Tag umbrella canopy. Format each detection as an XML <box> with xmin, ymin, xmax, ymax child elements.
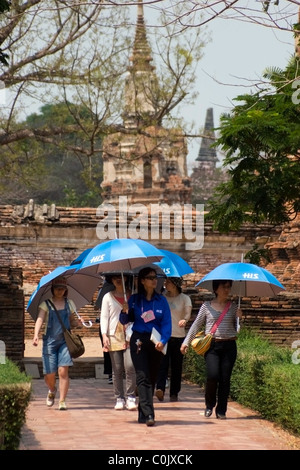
<box><xmin>27</xmin><ymin>265</ymin><xmax>101</xmax><ymax>321</ymax></box>
<box><xmin>154</xmin><ymin>249</ymin><xmax>194</xmax><ymax>277</ymax></box>
<box><xmin>76</xmin><ymin>238</ymin><xmax>165</xmax><ymax>275</ymax></box>
<box><xmin>70</xmin><ymin>248</ymin><xmax>92</xmax><ymax>265</ymax></box>
<box><xmin>196</xmin><ymin>262</ymin><xmax>285</xmax><ymax>297</ymax></box>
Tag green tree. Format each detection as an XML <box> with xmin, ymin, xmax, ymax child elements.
<box><xmin>0</xmin><ymin>2</ymin><xmax>204</xmax><ymax>204</ymax></box>
<box><xmin>207</xmin><ymin>57</ymin><xmax>300</xmax><ymax>232</ymax></box>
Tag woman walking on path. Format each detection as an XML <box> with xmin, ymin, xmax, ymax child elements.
<box><xmin>181</xmin><ymin>279</ymin><xmax>242</xmax><ymax>419</ymax></box>
<box><xmin>101</xmin><ymin>274</ymin><xmax>137</xmax><ymax>411</ymax></box>
<box><xmin>32</xmin><ymin>276</ymin><xmax>82</xmax><ymax>411</ymax></box>
<box><xmin>155</xmin><ymin>277</ymin><xmax>192</xmax><ymax>402</ymax></box>
<box><xmin>120</xmin><ymin>267</ymin><xmax>172</xmax><ymax>427</ymax></box>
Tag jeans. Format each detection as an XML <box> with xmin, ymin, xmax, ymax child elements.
<box><xmin>109</xmin><ymin>348</ymin><xmax>136</xmax><ymax>399</ymax></box>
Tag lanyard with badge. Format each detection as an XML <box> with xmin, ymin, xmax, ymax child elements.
<box><xmin>141</xmin><ymin>300</ymin><xmax>155</xmax><ymax>322</ymax></box>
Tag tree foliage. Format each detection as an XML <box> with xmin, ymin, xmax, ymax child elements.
<box><xmin>102</xmin><ymin>1</ymin><xmax>298</xmax><ymax>32</ymax></box>
<box><xmin>0</xmin><ymin>1</ymin><xmax>205</xmax><ymax>204</ymax></box>
<box><xmin>207</xmin><ymin>57</ymin><xmax>300</xmax><ymax>231</ymax></box>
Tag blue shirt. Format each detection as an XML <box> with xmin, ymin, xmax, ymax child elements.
<box><xmin>120</xmin><ymin>292</ymin><xmax>172</xmax><ymax>345</ymax></box>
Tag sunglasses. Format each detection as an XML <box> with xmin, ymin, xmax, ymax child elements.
<box><xmin>144</xmin><ymin>276</ymin><xmax>158</xmax><ymax>281</ymax></box>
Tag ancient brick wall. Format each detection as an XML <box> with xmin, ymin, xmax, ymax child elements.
<box><xmin>0</xmin><ymin>202</ymin><xmax>300</xmax><ymax>352</ymax></box>
<box><xmin>0</xmin><ymin>266</ymin><xmax>24</xmax><ymax>363</ymax></box>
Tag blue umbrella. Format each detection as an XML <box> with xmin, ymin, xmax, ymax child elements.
<box><xmin>154</xmin><ymin>249</ymin><xmax>194</xmax><ymax>277</ymax></box>
<box><xmin>70</xmin><ymin>248</ymin><xmax>92</xmax><ymax>265</ymax></box>
<box><xmin>76</xmin><ymin>238</ymin><xmax>165</xmax><ymax>301</ymax></box>
<box><xmin>27</xmin><ymin>265</ymin><xmax>101</xmax><ymax>323</ymax></box>
<box><xmin>196</xmin><ymin>262</ymin><xmax>285</xmax><ymax>298</ymax></box>
<box><xmin>76</xmin><ymin>238</ymin><xmax>164</xmax><ymax>275</ymax></box>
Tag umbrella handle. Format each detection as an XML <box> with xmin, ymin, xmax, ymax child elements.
<box><xmin>74</xmin><ymin>311</ymin><xmax>93</xmax><ymax>328</ymax></box>
<box><xmin>121</xmin><ymin>272</ymin><xmax>127</xmax><ymax>302</ymax></box>
<box><xmin>236</xmin><ymin>295</ymin><xmax>241</xmax><ymax>332</ymax></box>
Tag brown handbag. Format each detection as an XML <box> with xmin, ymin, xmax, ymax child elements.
<box><xmin>48</xmin><ymin>300</ymin><xmax>85</xmax><ymax>359</ymax></box>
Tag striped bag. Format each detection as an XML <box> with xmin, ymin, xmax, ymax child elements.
<box><xmin>191</xmin><ymin>331</ymin><xmax>213</xmax><ymax>355</ymax></box>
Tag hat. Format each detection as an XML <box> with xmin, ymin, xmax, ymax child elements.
<box><xmin>168</xmin><ymin>277</ymin><xmax>183</xmax><ymax>289</ymax></box>
<box><xmin>52</xmin><ymin>276</ymin><xmax>67</xmax><ymax>288</ymax></box>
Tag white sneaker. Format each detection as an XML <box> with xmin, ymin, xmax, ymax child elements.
<box><xmin>114</xmin><ymin>398</ymin><xmax>126</xmax><ymax>410</ymax></box>
<box><xmin>46</xmin><ymin>388</ymin><xmax>56</xmax><ymax>407</ymax></box>
<box><xmin>126</xmin><ymin>396</ymin><xmax>137</xmax><ymax>411</ymax></box>
<box><xmin>58</xmin><ymin>400</ymin><xmax>67</xmax><ymax>411</ymax></box>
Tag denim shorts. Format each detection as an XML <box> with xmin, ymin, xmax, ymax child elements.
<box><xmin>42</xmin><ymin>337</ymin><xmax>73</xmax><ymax>374</ymax></box>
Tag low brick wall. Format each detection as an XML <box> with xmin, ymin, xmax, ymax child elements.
<box><xmin>22</xmin><ymin>357</ymin><xmax>104</xmax><ymax>379</ymax></box>
<box><xmin>0</xmin><ymin>267</ymin><xmax>24</xmax><ymax>363</ymax></box>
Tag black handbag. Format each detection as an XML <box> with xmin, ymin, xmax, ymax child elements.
<box><xmin>48</xmin><ymin>300</ymin><xmax>85</xmax><ymax>359</ymax></box>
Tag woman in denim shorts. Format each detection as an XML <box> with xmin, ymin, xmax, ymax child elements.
<box><xmin>32</xmin><ymin>276</ymin><xmax>81</xmax><ymax>410</ymax></box>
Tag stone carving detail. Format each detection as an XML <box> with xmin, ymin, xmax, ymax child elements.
<box><xmin>11</xmin><ymin>199</ymin><xmax>60</xmax><ymax>224</ymax></box>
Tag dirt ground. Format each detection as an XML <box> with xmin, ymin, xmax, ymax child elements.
<box><xmin>24</xmin><ymin>337</ymin><xmax>104</xmax><ymax>358</ymax></box>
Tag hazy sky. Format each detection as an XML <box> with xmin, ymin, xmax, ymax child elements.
<box><xmin>184</xmin><ymin>16</ymin><xmax>296</xmax><ymax>170</ymax></box>
<box><xmin>4</xmin><ymin>2</ymin><xmax>296</xmax><ymax>176</ymax></box>
<box><xmin>141</xmin><ymin>1</ymin><xmax>297</xmax><ymax>172</ymax></box>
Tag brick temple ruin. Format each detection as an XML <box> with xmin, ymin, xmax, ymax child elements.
<box><xmin>0</xmin><ymin>2</ymin><xmax>300</xmax><ymax>374</ymax></box>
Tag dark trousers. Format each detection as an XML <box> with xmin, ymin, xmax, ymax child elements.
<box><xmin>205</xmin><ymin>340</ymin><xmax>237</xmax><ymax>414</ymax></box>
<box><xmin>156</xmin><ymin>336</ymin><xmax>184</xmax><ymax>397</ymax></box>
<box><xmin>130</xmin><ymin>331</ymin><xmax>163</xmax><ymax>419</ymax></box>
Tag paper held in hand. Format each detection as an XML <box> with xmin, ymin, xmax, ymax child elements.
<box><xmin>150</xmin><ymin>327</ymin><xmax>168</xmax><ymax>355</ymax></box>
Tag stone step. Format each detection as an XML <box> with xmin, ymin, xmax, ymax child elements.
<box><xmin>22</xmin><ymin>357</ymin><xmax>105</xmax><ymax>379</ymax></box>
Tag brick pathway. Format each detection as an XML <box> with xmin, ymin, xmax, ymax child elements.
<box><xmin>19</xmin><ymin>377</ymin><xmax>300</xmax><ymax>452</ymax></box>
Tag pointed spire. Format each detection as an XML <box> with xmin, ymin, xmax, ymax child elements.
<box><xmin>196</xmin><ymin>108</ymin><xmax>218</xmax><ymax>163</ymax></box>
<box><xmin>123</xmin><ymin>0</ymin><xmax>158</xmax><ymax>126</ymax></box>
<box><xmin>129</xmin><ymin>0</ymin><xmax>154</xmax><ymax>73</ymax></box>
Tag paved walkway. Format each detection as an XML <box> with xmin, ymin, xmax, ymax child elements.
<box><xmin>19</xmin><ymin>376</ymin><xmax>300</xmax><ymax>452</ymax></box>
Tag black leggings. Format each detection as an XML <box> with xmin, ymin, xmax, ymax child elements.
<box><xmin>204</xmin><ymin>340</ymin><xmax>237</xmax><ymax>414</ymax></box>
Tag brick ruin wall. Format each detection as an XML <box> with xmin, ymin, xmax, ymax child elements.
<box><xmin>0</xmin><ymin>203</ymin><xmax>300</xmax><ymax>361</ymax></box>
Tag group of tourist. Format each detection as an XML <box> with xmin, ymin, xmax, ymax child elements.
<box><xmin>32</xmin><ymin>267</ymin><xmax>242</xmax><ymax>425</ymax></box>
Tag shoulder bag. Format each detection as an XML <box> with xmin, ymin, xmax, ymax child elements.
<box><xmin>191</xmin><ymin>302</ymin><xmax>231</xmax><ymax>356</ymax></box>
<box><xmin>47</xmin><ymin>300</ymin><xmax>85</xmax><ymax>359</ymax></box>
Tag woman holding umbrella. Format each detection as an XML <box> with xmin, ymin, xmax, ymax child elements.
<box><xmin>100</xmin><ymin>274</ymin><xmax>137</xmax><ymax>411</ymax></box>
<box><xmin>180</xmin><ymin>279</ymin><xmax>242</xmax><ymax>419</ymax></box>
<box><xmin>120</xmin><ymin>267</ymin><xmax>172</xmax><ymax>426</ymax></box>
<box><xmin>32</xmin><ymin>276</ymin><xmax>82</xmax><ymax>411</ymax></box>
